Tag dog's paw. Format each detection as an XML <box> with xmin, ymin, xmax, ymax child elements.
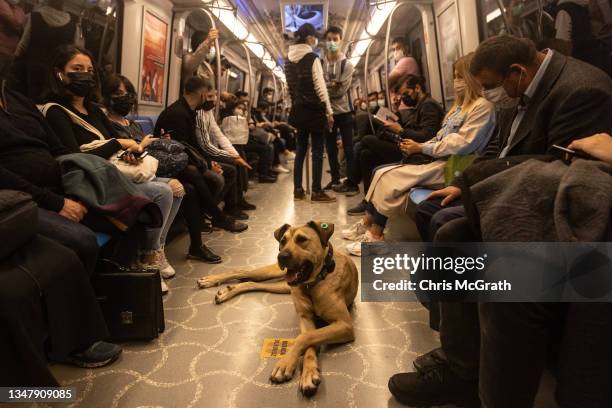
<box><xmin>270</xmin><ymin>356</ymin><xmax>298</xmax><ymax>383</ymax></box>
<box><xmin>214</xmin><ymin>285</ymin><xmax>235</xmax><ymax>304</ymax></box>
<box><xmin>197</xmin><ymin>276</ymin><xmax>223</xmax><ymax>289</ymax></box>
<box><xmin>299</xmin><ymin>365</ymin><xmax>321</xmax><ymax>397</ymax></box>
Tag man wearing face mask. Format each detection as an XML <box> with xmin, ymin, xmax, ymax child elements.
<box><xmin>384</xmin><ymin>74</ymin><xmax>444</xmax><ymax>143</ymax></box>
<box><xmin>181</xmin><ymin>28</ymin><xmax>219</xmax><ymax>89</ymax></box>
<box><xmin>403</xmin><ymin>35</ymin><xmax>612</xmax><ymax>407</ymax></box>
<box><xmin>388</xmin><ymin>37</ymin><xmax>420</xmax><ymax>93</ymax></box>
<box><xmin>322</xmin><ymin>25</ymin><xmax>358</xmax><ymax>195</ymax></box>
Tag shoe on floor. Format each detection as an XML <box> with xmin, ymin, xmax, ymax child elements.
<box><xmin>388</xmin><ymin>363</ymin><xmax>480</xmax><ymax>407</ymax></box>
<box><xmin>414</xmin><ymin>348</ymin><xmax>448</xmax><ymax>373</ymax></box>
<box><xmin>63</xmin><ymin>341</ymin><xmax>122</xmax><ymax>368</ymax></box>
<box><xmin>273</xmin><ymin>164</ymin><xmax>291</xmax><ymax>173</ymax></box>
<box><xmin>333</xmin><ymin>181</ymin><xmax>360</xmax><ymax>196</ymax></box>
<box><xmin>347</xmin><ymin>200</ymin><xmax>367</xmax><ymax>216</ymax></box>
<box><xmin>311</xmin><ymin>190</ymin><xmax>336</xmax><ymax>203</ymax></box>
<box><xmin>259</xmin><ymin>174</ymin><xmax>277</xmax><ymax>183</ymax></box>
<box><xmin>346</xmin><ymin>231</ymin><xmax>383</xmax><ymax>256</ymax></box>
<box><xmin>155</xmin><ymin>247</ymin><xmax>175</xmax><ymax>279</ymax></box>
<box><xmin>282</xmin><ymin>150</ymin><xmax>296</xmax><ymax>162</ymax></box>
<box><xmin>294</xmin><ymin>189</ymin><xmax>306</xmax><ymax>201</ymax></box>
<box><xmin>239</xmin><ymin>200</ymin><xmax>256</xmax><ymax>211</ymax></box>
<box><xmin>323</xmin><ymin>181</ymin><xmax>342</xmax><ymax>191</ymax></box>
<box><xmin>188</xmin><ymin>245</ymin><xmax>222</xmax><ymax>264</ymax></box>
<box><xmin>224</xmin><ymin>209</ymin><xmax>249</xmax><ymax>220</ymax></box>
<box><xmin>212</xmin><ymin>216</ymin><xmax>248</xmax><ymax>233</ymax></box>
<box><xmin>161</xmin><ymin>279</ymin><xmax>169</xmax><ymax>295</ymax></box>
<box><xmin>342</xmin><ymin>220</ymin><xmax>368</xmax><ymax>241</ymax></box>
<box><xmin>201</xmin><ymin>219</ymin><xmax>213</xmax><ymax>234</ymax></box>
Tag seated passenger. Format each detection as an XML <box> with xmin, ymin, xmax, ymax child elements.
<box><xmin>0</xmin><ymin>35</ymin><xmax>120</xmax><ymax>375</ymax></box>
<box><xmin>40</xmin><ymin>45</ymin><xmax>180</xmax><ymax>285</ymax></box>
<box><xmin>252</xmin><ymin>101</ymin><xmax>293</xmax><ymax>174</ymax></box>
<box><xmin>394</xmin><ymin>35</ymin><xmax>612</xmax><ymax>407</ymax></box>
<box><xmin>154</xmin><ymin>76</ymin><xmax>249</xmax><ymax>234</ymax></box>
<box><xmin>344</xmin><ymin>53</ymin><xmax>495</xmax><ymax>255</ymax></box>
<box><xmin>346</xmin><ymin>76</ymin><xmax>444</xmax><ymax>216</ymax></box>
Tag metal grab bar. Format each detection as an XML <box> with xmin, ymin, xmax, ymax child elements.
<box><xmin>198</xmin><ymin>8</ymin><xmax>222</xmax><ymax>120</ymax></box>
<box><xmin>220</xmin><ymin>39</ymin><xmax>255</xmax><ymax>123</ymax></box>
<box><xmin>363</xmin><ymin>38</ymin><xmax>378</xmax><ymax>135</ymax></box>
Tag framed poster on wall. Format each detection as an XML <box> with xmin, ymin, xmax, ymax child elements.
<box><xmin>139</xmin><ymin>8</ymin><xmax>169</xmax><ymax>106</ymax></box>
<box><xmin>436</xmin><ymin>2</ymin><xmax>463</xmax><ymax>106</ymax></box>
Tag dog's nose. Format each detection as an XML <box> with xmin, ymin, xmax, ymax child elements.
<box><xmin>277</xmin><ymin>251</ymin><xmax>291</xmax><ymax>266</ymax></box>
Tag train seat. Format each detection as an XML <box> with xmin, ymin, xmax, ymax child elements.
<box><xmin>128</xmin><ymin>115</ymin><xmax>158</xmax><ymax>136</ymax></box>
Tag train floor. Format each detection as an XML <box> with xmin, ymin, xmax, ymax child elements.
<box><xmin>46</xmin><ymin>167</ymin><xmax>557</xmax><ymax>408</ymax></box>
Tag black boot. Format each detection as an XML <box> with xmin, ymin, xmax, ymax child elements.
<box><xmin>188</xmin><ymin>245</ymin><xmax>222</xmax><ymax>264</ymax></box>
<box><xmin>388</xmin><ymin>363</ymin><xmax>480</xmax><ymax>407</ymax></box>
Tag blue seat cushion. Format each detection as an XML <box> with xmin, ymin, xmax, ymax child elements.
<box><xmin>95</xmin><ymin>233</ymin><xmax>112</xmax><ymax>247</ymax></box>
<box><xmin>127</xmin><ymin>115</ymin><xmax>157</xmax><ymax>136</ymax></box>
<box><xmin>409</xmin><ymin>188</ymin><xmax>435</xmax><ymax>206</ymax></box>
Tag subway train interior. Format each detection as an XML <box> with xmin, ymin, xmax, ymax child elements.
<box><xmin>1</xmin><ymin>0</ymin><xmax>612</xmax><ymax>407</ymax></box>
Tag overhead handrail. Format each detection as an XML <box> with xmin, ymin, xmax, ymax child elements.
<box><xmin>494</xmin><ymin>0</ymin><xmax>512</xmax><ymax>36</ymax></box>
<box><xmin>363</xmin><ymin>38</ymin><xmax>379</xmax><ymax>135</ymax></box>
<box><xmin>197</xmin><ymin>7</ymin><xmax>222</xmax><ymax>120</ymax></box>
<box><xmin>220</xmin><ymin>39</ymin><xmax>255</xmax><ymax>123</ymax></box>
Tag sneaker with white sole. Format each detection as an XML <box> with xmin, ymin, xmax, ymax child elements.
<box><xmin>161</xmin><ymin>279</ymin><xmax>169</xmax><ymax>295</ymax></box>
<box><xmin>156</xmin><ymin>247</ymin><xmax>176</xmax><ymax>279</ymax></box>
<box><xmin>342</xmin><ymin>220</ymin><xmax>368</xmax><ymax>241</ymax></box>
<box><xmin>346</xmin><ymin>231</ymin><xmax>384</xmax><ymax>257</ymax></box>
<box><xmin>273</xmin><ymin>164</ymin><xmax>291</xmax><ymax>173</ymax></box>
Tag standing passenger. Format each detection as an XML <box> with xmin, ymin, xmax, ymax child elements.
<box><xmin>322</xmin><ymin>25</ymin><xmax>359</xmax><ymax>195</ymax></box>
<box><xmin>285</xmin><ymin>23</ymin><xmax>335</xmax><ymax>202</ymax></box>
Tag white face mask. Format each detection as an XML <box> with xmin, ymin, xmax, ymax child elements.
<box><xmin>483</xmin><ymin>86</ymin><xmax>519</xmax><ymax>109</ymax></box>
<box><xmin>369</xmin><ymin>100</ymin><xmax>378</xmax><ymax>109</ymax></box>
<box><xmin>393</xmin><ymin>50</ymin><xmax>404</xmax><ymax>62</ymax></box>
<box><xmin>377</xmin><ymin>98</ymin><xmax>386</xmax><ymax>107</ymax></box>
<box><xmin>234</xmin><ymin>108</ymin><xmax>245</xmax><ymax>117</ymax></box>
<box><xmin>453</xmin><ymin>79</ymin><xmax>466</xmax><ymax>97</ymax></box>
<box><xmin>360</xmin><ymin>102</ymin><xmax>367</xmax><ymax>111</ymax></box>
<box><xmin>208</xmin><ymin>46</ymin><xmax>216</xmax><ymax>61</ymax></box>
<box><xmin>311</xmin><ymin>38</ymin><xmax>319</xmax><ymax>48</ymax></box>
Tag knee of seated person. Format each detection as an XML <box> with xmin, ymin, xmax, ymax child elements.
<box><xmin>433</xmin><ymin>217</ymin><xmax>473</xmax><ymax>242</ymax></box>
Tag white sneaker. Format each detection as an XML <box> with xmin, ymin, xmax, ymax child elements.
<box><xmin>346</xmin><ymin>231</ymin><xmax>383</xmax><ymax>257</ymax></box>
<box><xmin>156</xmin><ymin>248</ymin><xmax>176</xmax><ymax>279</ymax></box>
<box><xmin>273</xmin><ymin>164</ymin><xmax>291</xmax><ymax>173</ymax></box>
<box><xmin>161</xmin><ymin>280</ymin><xmax>169</xmax><ymax>295</ymax></box>
<box><xmin>342</xmin><ymin>220</ymin><xmax>368</xmax><ymax>241</ymax></box>
<box><xmin>282</xmin><ymin>151</ymin><xmax>296</xmax><ymax>162</ymax></box>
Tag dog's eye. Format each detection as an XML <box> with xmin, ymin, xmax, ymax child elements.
<box><xmin>280</xmin><ymin>237</ymin><xmax>287</xmax><ymax>245</ymax></box>
<box><xmin>295</xmin><ymin>235</ymin><xmax>308</xmax><ymax>244</ymax></box>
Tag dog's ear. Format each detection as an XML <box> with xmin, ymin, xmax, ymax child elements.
<box><xmin>274</xmin><ymin>224</ymin><xmax>291</xmax><ymax>242</ymax></box>
<box><xmin>307</xmin><ymin>221</ymin><xmax>334</xmax><ymax>247</ymax></box>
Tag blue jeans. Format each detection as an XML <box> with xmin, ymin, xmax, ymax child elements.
<box><xmin>37</xmin><ymin>208</ymin><xmax>99</xmax><ymax>276</ymax></box>
<box><xmin>294</xmin><ymin>127</ymin><xmax>325</xmax><ymax>192</ymax></box>
<box><xmin>135</xmin><ymin>179</ymin><xmax>182</xmax><ymax>251</ymax></box>
<box><xmin>325</xmin><ymin>112</ymin><xmax>355</xmax><ymax>184</ymax></box>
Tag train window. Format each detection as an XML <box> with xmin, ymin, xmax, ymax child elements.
<box><xmin>19</xmin><ymin>0</ymin><xmax>122</xmax><ymax>74</ymax></box>
<box><xmin>477</xmin><ymin>0</ymin><xmax>555</xmax><ymax>45</ymax></box>
<box><xmin>226</xmin><ymin>67</ymin><xmax>245</xmax><ymax>94</ymax></box>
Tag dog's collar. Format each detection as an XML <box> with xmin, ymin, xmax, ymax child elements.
<box><xmin>304</xmin><ymin>244</ymin><xmax>335</xmax><ymax>290</ymax></box>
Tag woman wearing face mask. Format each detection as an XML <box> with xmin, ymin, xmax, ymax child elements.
<box><xmin>344</xmin><ymin>53</ymin><xmax>496</xmax><ymax>256</ymax></box>
<box><xmin>41</xmin><ymin>45</ymin><xmax>181</xmax><ymax>291</ymax></box>
<box><xmin>285</xmin><ymin>23</ymin><xmax>336</xmax><ymax>203</ymax></box>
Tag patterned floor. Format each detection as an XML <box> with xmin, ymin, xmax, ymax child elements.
<box><xmin>41</xmin><ymin>170</ymin><xmax>441</xmax><ymax>408</ymax></box>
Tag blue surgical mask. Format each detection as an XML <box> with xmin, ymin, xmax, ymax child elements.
<box><xmin>326</xmin><ymin>41</ymin><xmax>338</xmax><ymax>53</ymax></box>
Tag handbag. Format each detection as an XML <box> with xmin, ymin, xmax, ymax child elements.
<box><xmin>221</xmin><ymin>115</ymin><xmax>249</xmax><ymax>145</ymax></box>
<box><xmin>93</xmin><ymin>259</ymin><xmax>165</xmax><ymax>341</ymax></box>
<box><xmin>146</xmin><ymin>139</ymin><xmax>189</xmax><ymax>178</ymax></box>
<box><xmin>38</xmin><ymin>103</ymin><xmax>158</xmax><ymax>183</ymax></box>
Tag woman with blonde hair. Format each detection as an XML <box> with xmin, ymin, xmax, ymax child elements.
<box><xmin>345</xmin><ymin>53</ymin><xmax>496</xmax><ymax>255</ymax></box>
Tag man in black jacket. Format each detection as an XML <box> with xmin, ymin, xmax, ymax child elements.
<box><xmin>347</xmin><ymin>75</ymin><xmax>443</xmax><ymax>215</ymax></box>
<box><xmin>391</xmin><ymin>35</ymin><xmax>612</xmax><ymax>407</ymax></box>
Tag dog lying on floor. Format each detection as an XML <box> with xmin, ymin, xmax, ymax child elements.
<box><xmin>197</xmin><ymin>221</ymin><xmax>359</xmax><ymax>396</ymax></box>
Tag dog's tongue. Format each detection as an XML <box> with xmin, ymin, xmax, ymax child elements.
<box><xmin>285</xmin><ymin>269</ymin><xmax>300</xmax><ymax>285</ymax></box>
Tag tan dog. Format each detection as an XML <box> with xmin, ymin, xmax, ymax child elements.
<box><xmin>197</xmin><ymin>221</ymin><xmax>359</xmax><ymax>396</ymax></box>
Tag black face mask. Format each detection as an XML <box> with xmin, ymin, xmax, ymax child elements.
<box><xmin>110</xmin><ymin>94</ymin><xmax>135</xmax><ymax>116</ymax></box>
<box><xmin>65</xmin><ymin>72</ymin><xmax>96</xmax><ymax>97</ymax></box>
<box><xmin>401</xmin><ymin>92</ymin><xmax>417</xmax><ymax>107</ymax></box>
<box><xmin>199</xmin><ymin>100</ymin><xmax>216</xmax><ymax>111</ymax></box>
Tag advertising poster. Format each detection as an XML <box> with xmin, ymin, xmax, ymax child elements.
<box><xmin>140</xmin><ymin>9</ymin><xmax>168</xmax><ymax>106</ymax></box>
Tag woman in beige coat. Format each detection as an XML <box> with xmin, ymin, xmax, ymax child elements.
<box><xmin>345</xmin><ymin>53</ymin><xmax>496</xmax><ymax>256</ymax></box>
